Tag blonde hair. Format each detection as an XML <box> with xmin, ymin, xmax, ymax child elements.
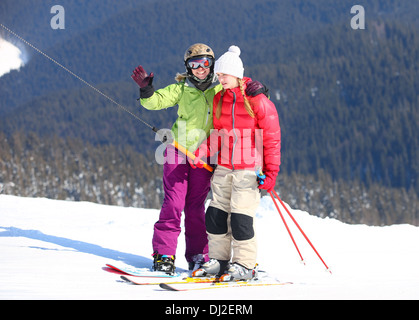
<box><xmin>216</xmin><ymin>79</ymin><xmax>254</xmax><ymax>119</ymax></box>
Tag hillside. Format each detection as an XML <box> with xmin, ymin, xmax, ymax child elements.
<box><xmin>1</xmin><ymin>195</ymin><xmax>419</xmax><ymax>300</ymax></box>
<box><xmin>2</xmin><ymin>0</ymin><xmax>417</xmax><ymax>110</ymax></box>
<box><xmin>1</xmin><ymin>0</ymin><xmax>418</xmax><ymax>225</ymax></box>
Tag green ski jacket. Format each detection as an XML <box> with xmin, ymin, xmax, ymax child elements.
<box><xmin>141</xmin><ymin>76</ymin><xmax>222</xmax><ymax>151</ymax></box>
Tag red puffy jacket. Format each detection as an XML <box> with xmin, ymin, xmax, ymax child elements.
<box><xmin>205</xmin><ymin>77</ymin><xmax>281</xmax><ymax>173</ymax></box>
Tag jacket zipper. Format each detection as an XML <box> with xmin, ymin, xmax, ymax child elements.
<box><xmin>201</xmin><ymin>91</ymin><xmax>210</xmax><ymax>128</ymax></box>
<box><xmin>231</xmin><ymin>91</ymin><xmax>237</xmax><ymax>171</ymax></box>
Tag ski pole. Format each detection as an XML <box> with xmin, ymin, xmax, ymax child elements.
<box><xmin>154</xmin><ymin>128</ymin><xmax>214</xmax><ymax>173</ymax></box>
<box><xmin>271</xmin><ymin>189</ymin><xmax>332</xmax><ymax>274</ymax></box>
<box><xmin>269</xmin><ymin>191</ymin><xmax>305</xmax><ymax>264</ymax></box>
<box><xmin>172</xmin><ymin>140</ymin><xmax>214</xmax><ymax>173</ymax></box>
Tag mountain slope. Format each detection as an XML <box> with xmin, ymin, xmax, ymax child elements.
<box><xmin>3</xmin><ymin>0</ymin><xmax>416</xmax><ymax>111</ymax></box>
<box><xmin>2</xmin><ymin>19</ymin><xmax>417</xmax><ymax>193</ymax></box>
<box><xmin>1</xmin><ymin>194</ymin><xmax>418</xmax><ymax>300</ymax></box>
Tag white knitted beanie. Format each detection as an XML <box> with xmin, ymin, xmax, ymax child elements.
<box><xmin>214</xmin><ymin>45</ymin><xmax>244</xmax><ymax>79</ymax></box>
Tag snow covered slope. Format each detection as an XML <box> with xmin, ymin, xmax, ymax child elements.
<box><xmin>0</xmin><ymin>194</ymin><xmax>418</xmax><ymax>300</ymax></box>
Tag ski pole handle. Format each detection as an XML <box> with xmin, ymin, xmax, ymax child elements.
<box><xmin>172</xmin><ymin>140</ymin><xmax>214</xmax><ymax>173</ymax></box>
<box><xmin>255</xmin><ymin>168</ymin><xmax>266</xmax><ymax>185</ymax></box>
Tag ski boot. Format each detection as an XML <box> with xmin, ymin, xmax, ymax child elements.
<box><xmin>153</xmin><ymin>253</ymin><xmax>175</xmax><ymax>275</ymax></box>
<box><xmin>219</xmin><ymin>262</ymin><xmax>258</xmax><ymax>282</ymax></box>
<box><xmin>192</xmin><ymin>258</ymin><xmax>229</xmax><ymax>277</ymax></box>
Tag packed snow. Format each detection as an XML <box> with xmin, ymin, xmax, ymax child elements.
<box><xmin>0</xmin><ymin>38</ymin><xmax>25</xmax><ymax>77</ymax></box>
<box><xmin>0</xmin><ymin>194</ymin><xmax>418</xmax><ymax>300</ymax></box>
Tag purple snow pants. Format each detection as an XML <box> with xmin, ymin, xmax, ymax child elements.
<box><xmin>152</xmin><ymin>144</ymin><xmax>212</xmax><ymax>262</ymax></box>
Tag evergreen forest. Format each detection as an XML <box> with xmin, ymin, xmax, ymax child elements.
<box><xmin>0</xmin><ymin>0</ymin><xmax>418</xmax><ymax>225</ymax></box>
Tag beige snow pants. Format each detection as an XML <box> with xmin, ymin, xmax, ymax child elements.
<box><xmin>206</xmin><ymin>166</ymin><xmax>261</xmax><ymax>269</ymax></box>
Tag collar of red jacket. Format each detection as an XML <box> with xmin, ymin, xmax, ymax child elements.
<box><xmin>222</xmin><ymin>76</ymin><xmax>252</xmax><ymax>95</ymax></box>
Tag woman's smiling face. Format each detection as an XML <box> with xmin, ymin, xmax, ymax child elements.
<box><xmin>217</xmin><ymin>73</ymin><xmax>239</xmax><ymax>90</ymax></box>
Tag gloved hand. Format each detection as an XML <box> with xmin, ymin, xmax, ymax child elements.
<box><xmin>190</xmin><ymin>145</ymin><xmax>210</xmax><ymax>169</ymax></box>
<box><xmin>131</xmin><ymin>65</ymin><xmax>154</xmax><ymax>88</ymax></box>
<box><xmin>245</xmin><ymin>80</ymin><xmax>269</xmax><ymax>98</ymax></box>
<box><xmin>257</xmin><ymin>170</ymin><xmax>278</xmax><ymax>192</ymax></box>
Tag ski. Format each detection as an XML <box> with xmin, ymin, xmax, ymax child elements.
<box><xmin>120</xmin><ymin>275</ymin><xmax>219</xmax><ymax>286</ymax></box>
<box><xmin>159</xmin><ymin>281</ymin><xmax>293</xmax><ymax>291</ymax></box>
<box><xmin>105</xmin><ymin>263</ymin><xmax>175</xmax><ymax>278</ymax></box>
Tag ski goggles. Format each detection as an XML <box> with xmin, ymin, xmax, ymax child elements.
<box><xmin>186</xmin><ymin>56</ymin><xmax>214</xmax><ymax>69</ymax></box>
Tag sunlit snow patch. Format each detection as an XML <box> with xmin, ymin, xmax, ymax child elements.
<box><xmin>0</xmin><ymin>38</ymin><xmax>26</xmax><ymax>77</ymax></box>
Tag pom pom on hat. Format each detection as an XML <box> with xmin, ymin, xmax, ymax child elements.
<box><xmin>214</xmin><ymin>45</ymin><xmax>244</xmax><ymax>79</ymax></box>
<box><xmin>228</xmin><ymin>45</ymin><xmax>241</xmax><ymax>56</ymax></box>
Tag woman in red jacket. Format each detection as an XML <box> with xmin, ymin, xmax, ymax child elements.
<box><xmin>192</xmin><ymin>45</ymin><xmax>281</xmax><ymax>281</ymax></box>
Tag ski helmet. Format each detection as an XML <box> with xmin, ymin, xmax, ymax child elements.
<box><xmin>184</xmin><ymin>43</ymin><xmax>214</xmax><ymax>62</ymax></box>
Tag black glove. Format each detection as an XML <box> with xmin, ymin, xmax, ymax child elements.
<box><xmin>246</xmin><ymin>80</ymin><xmax>269</xmax><ymax>98</ymax></box>
<box><xmin>131</xmin><ymin>65</ymin><xmax>155</xmax><ymax>99</ymax></box>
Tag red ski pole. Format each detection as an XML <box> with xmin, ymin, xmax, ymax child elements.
<box><xmin>269</xmin><ymin>191</ymin><xmax>305</xmax><ymax>264</ymax></box>
<box><xmin>271</xmin><ymin>189</ymin><xmax>332</xmax><ymax>274</ymax></box>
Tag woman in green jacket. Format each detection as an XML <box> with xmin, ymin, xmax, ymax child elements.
<box><xmin>131</xmin><ymin>43</ymin><xmax>266</xmax><ymax>274</ymax></box>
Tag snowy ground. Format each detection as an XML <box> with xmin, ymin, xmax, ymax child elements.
<box><xmin>1</xmin><ymin>194</ymin><xmax>418</xmax><ymax>300</ymax></box>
